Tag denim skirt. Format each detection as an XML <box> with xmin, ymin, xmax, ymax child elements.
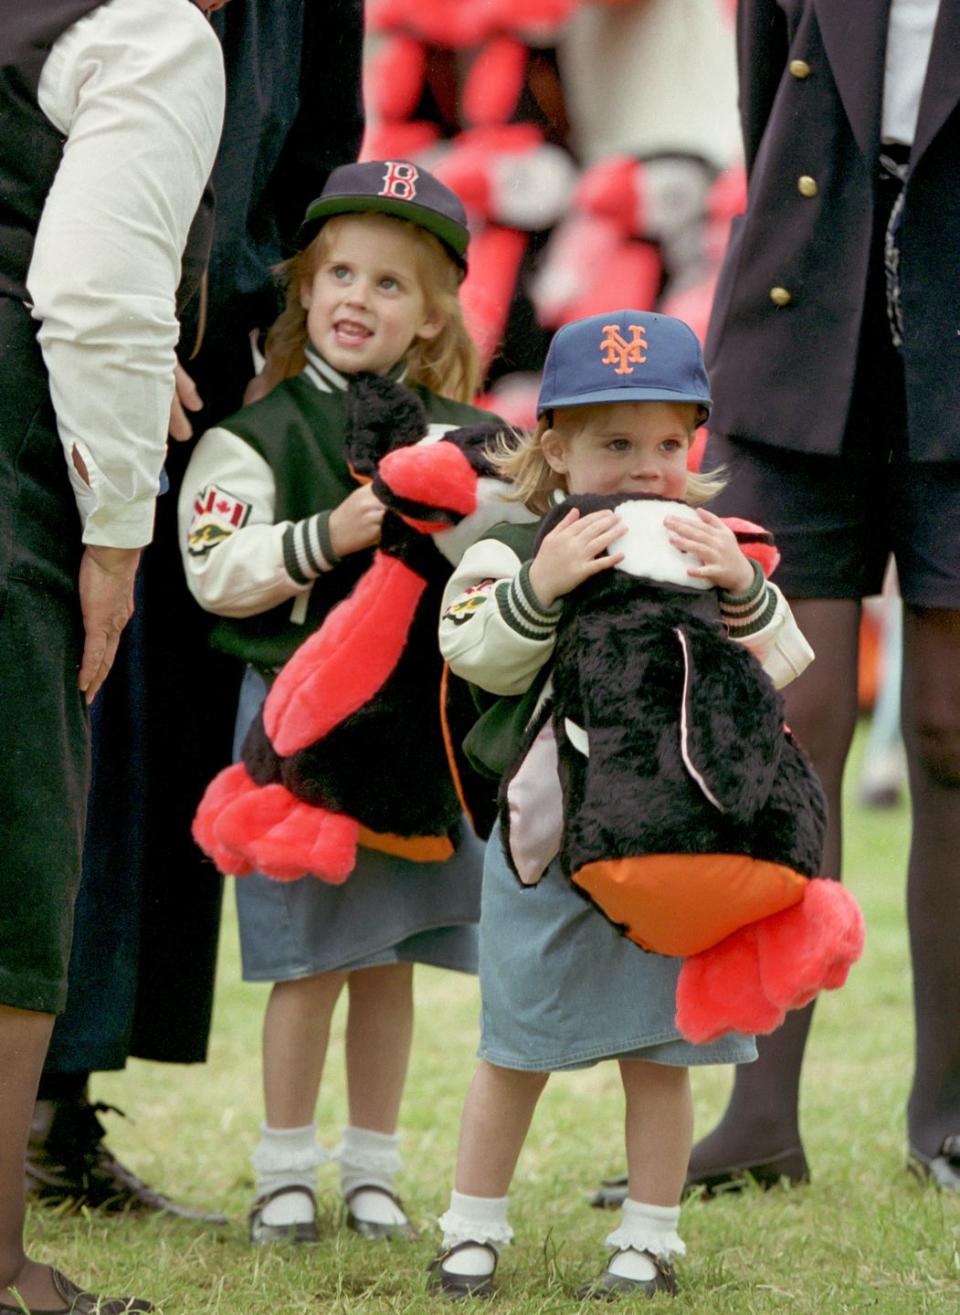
<box><xmin>233</xmin><ymin>667</ymin><xmax>482</xmax><ymax>982</ymax></box>
<box><xmin>478</xmin><ymin>825</ymin><xmax>757</xmax><ymax>1071</ymax></box>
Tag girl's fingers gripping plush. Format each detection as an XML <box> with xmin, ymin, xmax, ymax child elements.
<box><xmin>573</xmin><ymin>509</ymin><xmax>627</xmax><ymax>569</ymax></box>
<box><xmin>665</xmin><ymin>508</ymin><xmax>754</xmax><ymax>594</ymax></box>
<box><xmin>528</xmin><ymin>509</ymin><xmax>624</xmax><ymax>609</ymax></box>
<box><xmin>328</xmin><ymin>483</ymin><xmax>386</xmax><ymax>557</ymax></box>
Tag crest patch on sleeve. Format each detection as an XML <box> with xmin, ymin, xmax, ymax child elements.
<box><xmin>188</xmin><ymin>484</ymin><xmax>252</xmax><ymax>556</ymax></box>
<box><xmin>443</xmin><ymin>579</ymin><xmax>495</xmax><ymax>626</ymax></box>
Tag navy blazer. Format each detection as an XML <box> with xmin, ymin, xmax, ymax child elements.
<box><xmin>705</xmin><ymin>0</ymin><xmax>960</xmax><ymax>461</ymax></box>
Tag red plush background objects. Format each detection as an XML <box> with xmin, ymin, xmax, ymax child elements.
<box><xmin>361</xmin><ymin>0</ymin><xmax>746</xmax><ymax>432</ymax></box>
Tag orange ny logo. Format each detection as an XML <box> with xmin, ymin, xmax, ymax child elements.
<box><xmin>600</xmin><ymin>323</ymin><xmax>648</xmax><ymax>374</ymax></box>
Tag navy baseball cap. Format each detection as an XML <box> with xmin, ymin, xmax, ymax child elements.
<box><xmin>537</xmin><ymin>310</ymin><xmax>712</xmax><ymax>416</ymax></box>
<box><xmin>300</xmin><ymin>160</ymin><xmax>470</xmax><ymax>274</ymax></box>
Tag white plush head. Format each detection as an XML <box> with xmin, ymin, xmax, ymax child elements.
<box><xmin>611</xmin><ymin>498</ymin><xmax>711</xmax><ymax>590</ymax></box>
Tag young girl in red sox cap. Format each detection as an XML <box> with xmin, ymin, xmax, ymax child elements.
<box><xmin>179</xmin><ymin>161</ymin><xmax>500</xmax><ymax>1245</ymax></box>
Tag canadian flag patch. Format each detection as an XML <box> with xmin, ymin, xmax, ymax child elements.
<box><xmin>187</xmin><ymin>484</ymin><xmax>251</xmax><ymax>556</ymax></box>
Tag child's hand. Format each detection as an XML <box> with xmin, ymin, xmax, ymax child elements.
<box><xmin>528</xmin><ymin>508</ymin><xmax>625</xmax><ymax>609</ymax></box>
<box><xmin>328</xmin><ymin>484</ymin><xmax>386</xmax><ymax>557</ymax></box>
<box><xmin>664</xmin><ymin>508</ymin><xmax>755</xmax><ymax>594</ymax></box>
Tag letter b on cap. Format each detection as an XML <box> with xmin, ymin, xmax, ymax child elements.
<box><xmin>379</xmin><ymin>161</ymin><xmax>419</xmax><ymax>201</ymax></box>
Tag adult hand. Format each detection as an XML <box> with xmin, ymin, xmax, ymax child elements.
<box><xmin>527</xmin><ymin>507</ymin><xmax>625</xmax><ymax>609</ymax></box>
<box><xmin>328</xmin><ymin>484</ymin><xmax>386</xmax><ymax>558</ymax></box>
<box><xmin>169</xmin><ymin>362</ymin><xmax>204</xmax><ymax>441</ymax></box>
<box><xmin>77</xmin><ymin>545</ymin><xmax>142</xmax><ymax>704</ymax></box>
<box><xmin>664</xmin><ymin>507</ymin><xmax>755</xmax><ymax>594</ymax></box>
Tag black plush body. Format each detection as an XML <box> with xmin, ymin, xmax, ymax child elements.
<box><xmin>241</xmin><ymin>520</ymin><xmax>460</xmax><ymax>837</ymax></box>
<box><xmin>499</xmin><ymin>492</ymin><xmax>827</xmax><ymax>952</ymax></box>
<box><xmin>550</xmin><ymin>575</ymin><xmax>825</xmax><ymax>877</ymax></box>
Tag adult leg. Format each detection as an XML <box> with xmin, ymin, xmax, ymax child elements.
<box><xmin>339</xmin><ymin>964</ymin><xmax>417</xmax><ymax>1233</ymax></box>
<box><xmin>0</xmin><ymin>1007</ymin><xmax>61</xmax><ymax>1311</ymax></box>
<box><xmin>901</xmin><ymin>606</ymin><xmax>960</xmax><ymax>1175</ymax></box>
<box><xmin>251</xmin><ymin>972</ymin><xmax>346</xmax><ymax>1238</ymax></box>
<box><xmin>687</xmin><ymin>598</ymin><xmax>861</xmax><ymax>1182</ymax></box>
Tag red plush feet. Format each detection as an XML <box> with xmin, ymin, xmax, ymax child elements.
<box><xmin>675</xmin><ymin>879</ymin><xmax>865</xmax><ymax>1043</ymax></box>
<box><xmin>192</xmin><ymin>762</ymin><xmax>260</xmax><ymax>875</ymax></box>
<box><xmin>193</xmin><ymin>764</ymin><xmax>358</xmax><ymax>883</ymax></box>
<box><xmin>757</xmin><ymin>878</ymin><xmax>865</xmax><ymax>1007</ymax></box>
<box><xmin>675</xmin><ymin>923</ymin><xmax>785</xmax><ymax>1043</ymax></box>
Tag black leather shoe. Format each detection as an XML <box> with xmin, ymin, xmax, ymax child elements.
<box><xmin>590</xmin><ymin>1146</ymin><xmax>810</xmax><ymax>1208</ymax></box>
<box><xmin>908</xmin><ymin>1135</ymin><xmax>960</xmax><ymax>1191</ymax></box>
<box><xmin>0</xmin><ymin>1267</ymin><xmax>153</xmax><ymax>1314</ymax></box>
<box><xmin>683</xmin><ymin>1145</ymin><xmax>810</xmax><ymax>1197</ymax></box>
<box><xmin>344</xmin><ymin>1184</ymin><xmax>419</xmax><ymax>1240</ymax></box>
<box><xmin>576</xmin><ymin>1249</ymin><xmax>678</xmax><ymax>1300</ymax></box>
<box><xmin>427</xmin><ymin>1241</ymin><xmax>498</xmax><ymax>1299</ymax></box>
<box><xmin>249</xmin><ymin>1185</ymin><xmax>319</xmax><ymax>1244</ymax></box>
<box><xmin>590</xmin><ymin>1175</ymin><xmax>629</xmax><ymax>1210</ymax></box>
<box><xmin>26</xmin><ymin>1095</ymin><xmax>227</xmax><ymax>1222</ymax></box>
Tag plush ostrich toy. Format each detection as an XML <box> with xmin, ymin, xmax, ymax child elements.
<box><xmin>193</xmin><ymin>374</ymin><xmax>517</xmax><ymax>885</ymax></box>
<box><xmin>498</xmin><ymin>494</ymin><xmax>865</xmax><ymax>1044</ymax></box>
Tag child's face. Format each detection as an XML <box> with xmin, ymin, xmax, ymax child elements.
<box><xmin>541</xmin><ymin>402</ymin><xmax>695</xmax><ymax>499</ymax></box>
<box><xmin>300</xmin><ymin>215</ymin><xmax>445</xmax><ymax>376</ymax></box>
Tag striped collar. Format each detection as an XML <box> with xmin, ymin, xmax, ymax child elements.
<box><xmin>302</xmin><ymin>345</ymin><xmax>409</xmax><ymax>394</ymax></box>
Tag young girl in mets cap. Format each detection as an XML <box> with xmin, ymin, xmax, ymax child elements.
<box><xmin>430</xmin><ymin>310</ymin><xmax>819</xmax><ymax>1299</ymax></box>
<box><xmin>178</xmin><ymin>160</ymin><xmax>494</xmax><ymax>1244</ymax></box>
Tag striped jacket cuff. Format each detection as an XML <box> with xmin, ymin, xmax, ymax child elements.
<box><xmin>282</xmin><ymin>511</ymin><xmax>340</xmax><ymax>584</ymax></box>
<box><xmin>494</xmin><ymin>562</ymin><xmax>563</xmax><ymax>641</ymax></box>
<box><xmin>720</xmin><ymin>561</ymin><xmax>777</xmax><ymax>637</ymax></box>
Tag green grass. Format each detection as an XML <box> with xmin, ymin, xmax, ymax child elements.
<box><xmin>27</xmin><ymin>726</ymin><xmax>960</xmax><ymax>1311</ymax></box>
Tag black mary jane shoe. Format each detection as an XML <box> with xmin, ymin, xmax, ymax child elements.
<box><xmin>590</xmin><ymin>1174</ymin><xmax>629</xmax><ymax>1210</ymax></box>
<box><xmin>576</xmin><ymin>1249</ymin><xmax>678</xmax><ymax>1301</ymax></box>
<box><xmin>683</xmin><ymin>1144</ymin><xmax>810</xmax><ymax>1197</ymax></box>
<box><xmin>249</xmin><ymin>1185</ymin><xmax>319</xmax><ymax>1244</ymax></box>
<box><xmin>427</xmin><ymin>1241</ymin><xmax>499</xmax><ymax>1300</ymax></box>
<box><xmin>908</xmin><ymin>1135</ymin><xmax>960</xmax><ymax>1191</ymax></box>
<box><xmin>344</xmin><ymin>1184</ymin><xmax>419</xmax><ymax>1241</ymax></box>
<box><xmin>0</xmin><ymin>1267</ymin><xmax>153</xmax><ymax>1315</ymax></box>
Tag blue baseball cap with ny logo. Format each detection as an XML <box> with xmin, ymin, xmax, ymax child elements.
<box><xmin>536</xmin><ymin>310</ymin><xmax>712</xmax><ymax>417</ymax></box>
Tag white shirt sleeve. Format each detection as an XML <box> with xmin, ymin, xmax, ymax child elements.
<box><xmin>29</xmin><ymin>0</ymin><xmax>225</xmax><ymax>548</ymax></box>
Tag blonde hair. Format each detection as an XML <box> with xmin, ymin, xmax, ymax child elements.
<box><xmin>265</xmin><ymin>211</ymin><xmax>481</xmax><ymax>402</ymax></box>
<box><xmin>488</xmin><ymin>404</ymin><xmax>727</xmax><ymax>516</ymax></box>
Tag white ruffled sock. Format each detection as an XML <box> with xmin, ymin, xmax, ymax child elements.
<box><xmin>250</xmin><ymin>1123</ymin><xmax>327</xmax><ymax>1226</ymax></box>
<box><xmin>337</xmin><ymin>1125</ymin><xmax>407</xmax><ymax>1225</ymax></box>
<box><xmin>604</xmin><ymin>1198</ymin><xmax>685</xmax><ymax>1280</ymax></box>
<box><xmin>437</xmin><ymin>1190</ymin><xmax>513</xmax><ymax>1277</ymax></box>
